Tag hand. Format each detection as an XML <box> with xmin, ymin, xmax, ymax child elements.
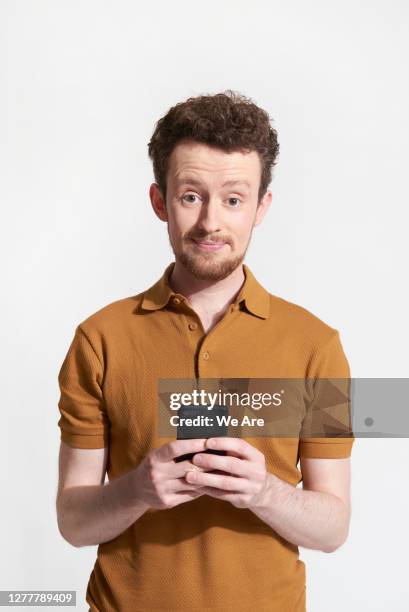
<box><xmin>132</xmin><ymin>438</ymin><xmax>211</xmax><ymax>510</ymax></box>
<box><xmin>185</xmin><ymin>437</ymin><xmax>269</xmax><ymax>509</ymax></box>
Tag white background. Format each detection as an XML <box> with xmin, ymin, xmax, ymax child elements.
<box><xmin>1</xmin><ymin>1</ymin><xmax>408</xmax><ymax>610</ymax></box>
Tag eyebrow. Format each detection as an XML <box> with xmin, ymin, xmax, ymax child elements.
<box><xmin>174</xmin><ymin>177</ymin><xmax>251</xmax><ymax>189</ymax></box>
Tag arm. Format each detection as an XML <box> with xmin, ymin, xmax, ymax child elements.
<box><xmin>187</xmin><ymin>438</ymin><xmax>352</xmax><ymax>554</ymax></box>
<box><xmin>56</xmin><ymin>438</ymin><xmax>211</xmax><ymax>548</ymax></box>
<box><xmin>56</xmin><ymin>441</ymin><xmax>149</xmax><ymax>548</ymax></box>
<box><xmin>249</xmin><ymin>456</ymin><xmax>352</xmax><ymax>553</ymax></box>
<box><xmin>247</xmin><ymin>329</ymin><xmax>354</xmax><ymax>551</ymax></box>
<box><xmin>56</xmin><ymin>327</ymin><xmax>210</xmax><ymax>547</ymax></box>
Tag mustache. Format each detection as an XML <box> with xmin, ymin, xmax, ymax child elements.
<box><xmin>187</xmin><ymin>235</ymin><xmax>230</xmax><ymax>244</ymax></box>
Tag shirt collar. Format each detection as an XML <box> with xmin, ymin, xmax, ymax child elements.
<box><xmin>139</xmin><ymin>261</ymin><xmax>270</xmax><ymax>319</ymax></box>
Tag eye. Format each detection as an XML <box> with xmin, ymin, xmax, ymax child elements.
<box><xmin>227</xmin><ymin>197</ymin><xmax>241</xmax><ymax>207</ymax></box>
<box><xmin>182</xmin><ymin>193</ymin><xmax>201</xmax><ymax>204</ymax></box>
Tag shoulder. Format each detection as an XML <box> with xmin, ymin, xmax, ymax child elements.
<box><xmin>75</xmin><ymin>292</ymin><xmax>145</xmax><ymax>349</ymax></box>
<box><xmin>266</xmin><ymin>293</ymin><xmax>348</xmax><ymax>376</ymax></box>
<box><xmin>81</xmin><ymin>293</ymin><xmax>144</xmax><ymax>323</ymax></box>
<box><xmin>267</xmin><ymin>292</ymin><xmax>339</xmax><ymax>346</ymax></box>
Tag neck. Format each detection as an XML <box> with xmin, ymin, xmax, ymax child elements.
<box><xmin>168</xmin><ymin>260</ymin><xmax>246</xmax><ymax>316</ymax></box>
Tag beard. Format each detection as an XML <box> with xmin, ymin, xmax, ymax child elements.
<box><xmin>167</xmin><ymin>226</ymin><xmax>254</xmax><ymax>282</ymax></box>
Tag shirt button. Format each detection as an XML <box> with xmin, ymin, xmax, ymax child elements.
<box><xmin>203</xmin><ymin>351</ymin><xmax>210</xmax><ymax>360</ymax></box>
<box><xmin>188</xmin><ymin>322</ymin><xmax>198</xmax><ymax>330</ymax></box>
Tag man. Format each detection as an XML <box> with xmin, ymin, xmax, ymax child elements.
<box><xmin>56</xmin><ymin>90</ymin><xmax>354</xmax><ymax>612</ymax></box>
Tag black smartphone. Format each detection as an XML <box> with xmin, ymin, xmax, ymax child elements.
<box><xmin>174</xmin><ymin>403</ymin><xmax>228</xmax><ymax>463</ymax></box>
<box><xmin>174</xmin><ymin>447</ymin><xmax>226</xmax><ymax>463</ymax></box>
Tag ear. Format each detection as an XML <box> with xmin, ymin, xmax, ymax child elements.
<box><xmin>254</xmin><ymin>190</ymin><xmax>272</xmax><ymax>227</ymax></box>
<box><xmin>149</xmin><ymin>183</ymin><xmax>168</xmax><ymax>222</ymax></box>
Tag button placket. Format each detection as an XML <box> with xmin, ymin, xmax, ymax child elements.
<box><xmin>195</xmin><ymin>306</ymin><xmax>241</xmax><ymax>378</ymax></box>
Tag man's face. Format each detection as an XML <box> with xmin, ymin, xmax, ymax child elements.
<box><xmin>150</xmin><ymin>139</ymin><xmax>272</xmax><ymax>281</ymax></box>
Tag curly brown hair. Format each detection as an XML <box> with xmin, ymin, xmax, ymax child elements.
<box><xmin>147</xmin><ymin>90</ymin><xmax>280</xmax><ymax>203</ymax></box>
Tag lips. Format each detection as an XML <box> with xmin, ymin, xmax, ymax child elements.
<box><xmin>196</xmin><ymin>241</ymin><xmax>223</xmax><ymax>245</ymax></box>
<box><xmin>191</xmin><ymin>238</ymin><xmax>227</xmax><ymax>251</ymax></box>
<box><xmin>191</xmin><ymin>239</ymin><xmax>226</xmax><ymax>245</ymax></box>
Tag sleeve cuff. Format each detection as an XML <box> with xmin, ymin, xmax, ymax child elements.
<box><xmin>60</xmin><ymin>429</ymin><xmax>109</xmax><ymax>449</ymax></box>
<box><xmin>299</xmin><ymin>437</ymin><xmax>355</xmax><ymax>459</ymax></box>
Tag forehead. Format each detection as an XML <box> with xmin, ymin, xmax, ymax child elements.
<box><xmin>167</xmin><ymin>140</ymin><xmax>261</xmax><ymax>183</ymax></box>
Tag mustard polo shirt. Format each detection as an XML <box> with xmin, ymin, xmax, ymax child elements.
<box><xmin>57</xmin><ymin>261</ymin><xmax>354</xmax><ymax>611</ymax></box>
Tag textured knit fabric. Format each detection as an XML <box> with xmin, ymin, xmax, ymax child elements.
<box><xmin>57</xmin><ymin>261</ymin><xmax>354</xmax><ymax>612</ymax></box>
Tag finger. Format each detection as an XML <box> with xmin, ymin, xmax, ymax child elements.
<box><xmin>192</xmin><ymin>452</ymin><xmax>250</xmax><ymax>477</ymax></box>
<box><xmin>179</xmin><ymin>489</ymin><xmax>205</xmax><ymax>498</ymax></box>
<box><xmin>199</xmin><ymin>486</ymin><xmax>235</xmax><ymax>500</ymax></box>
<box><xmin>205</xmin><ymin>437</ymin><xmax>262</xmax><ymax>462</ymax></box>
<box><xmin>157</xmin><ymin>438</ymin><xmax>208</xmax><ymax>462</ymax></box>
<box><xmin>168</xmin><ymin>458</ymin><xmax>208</xmax><ymax>479</ymax></box>
<box><xmin>166</xmin><ymin>477</ymin><xmax>206</xmax><ymax>493</ymax></box>
<box><xmin>184</xmin><ymin>469</ymin><xmax>244</xmax><ymax>492</ymax></box>
<box><xmin>171</xmin><ymin>490</ymin><xmax>206</xmax><ymax>506</ymax></box>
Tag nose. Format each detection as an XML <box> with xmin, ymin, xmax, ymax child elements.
<box><xmin>195</xmin><ymin>197</ymin><xmax>222</xmax><ymax>237</ymax></box>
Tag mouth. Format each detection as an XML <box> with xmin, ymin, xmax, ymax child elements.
<box><xmin>190</xmin><ymin>239</ymin><xmax>227</xmax><ymax>252</ymax></box>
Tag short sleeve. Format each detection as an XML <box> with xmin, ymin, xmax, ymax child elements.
<box><xmin>57</xmin><ymin>325</ymin><xmax>110</xmax><ymax>449</ymax></box>
<box><xmin>298</xmin><ymin>330</ymin><xmax>355</xmax><ymax>459</ymax></box>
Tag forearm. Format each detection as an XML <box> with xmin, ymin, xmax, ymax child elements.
<box><xmin>56</xmin><ymin>470</ymin><xmax>149</xmax><ymax>548</ymax></box>
<box><xmin>250</xmin><ymin>473</ymin><xmax>350</xmax><ymax>553</ymax></box>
